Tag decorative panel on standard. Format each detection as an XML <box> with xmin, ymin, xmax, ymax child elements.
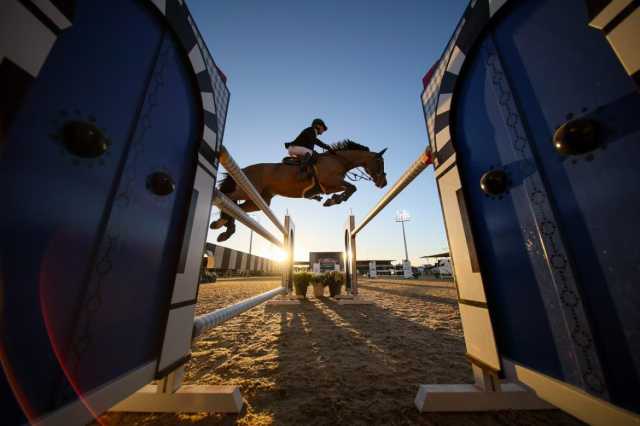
<box><xmin>439</xmin><ymin>0</ymin><xmax>640</xmax><ymax>414</ymax></box>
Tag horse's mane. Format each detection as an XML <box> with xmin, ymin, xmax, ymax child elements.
<box><xmin>329</xmin><ymin>139</ymin><xmax>370</xmax><ymax>152</ymax></box>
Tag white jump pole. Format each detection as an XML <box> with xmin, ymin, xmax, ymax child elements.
<box><xmin>219</xmin><ymin>146</ymin><xmax>286</xmax><ymax>235</ymax></box>
<box><xmin>192</xmin><ymin>286</ymin><xmax>286</xmax><ymax>339</ymax></box>
<box><xmin>212</xmin><ymin>189</ymin><xmax>283</xmax><ymax>247</ymax></box>
<box><xmin>352</xmin><ymin>148</ymin><xmax>432</xmax><ymax>237</ymax></box>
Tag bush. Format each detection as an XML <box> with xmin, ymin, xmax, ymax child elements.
<box><xmin>323</xmin><ymin>271</ymin><xmax>345</xmax><ymax>297</ymax></box>
<box><xmin>310</xmin><ymin>274</ymin><xmax>326</xmax><ymax>297</ymax></box>
<box><xmin>293</xmin><ymin>272</ymin><xmax>312</xmax><ymax>298</ymax></box>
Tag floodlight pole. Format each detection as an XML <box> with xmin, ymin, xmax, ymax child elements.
<box><xmin>400</xmin><ymin>220</ymin><xmax>409</xmax><ymax>262</ymax></box>
<box><xmin>395</xmin><ymin>211</ymin><xmax>410</xmax><ymax>262</ymax></box>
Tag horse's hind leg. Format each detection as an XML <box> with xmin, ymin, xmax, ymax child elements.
<box><xmin>210</xmin><ymin>211</ymin><xmax>231</xmax><ymax>229</ymax></box>
<box><xmin>237</xmin><ymin>199</ymin><xmax>259</xmax><ymax>213</ymax></box>
<box><xmin>215</xmin><ymin>192</ymin><xmax>273</xmax><ymax>242</ymax></box>
<box><xmin>237</xmin><ymin>192</ymin><xmax>273</xmax><ymax>214</ymax></box>
<box><xmin>217</xmin><ymin>217</ymin><xmax>236</xmax><ymax>242</ymax></box>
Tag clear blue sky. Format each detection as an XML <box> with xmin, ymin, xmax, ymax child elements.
<box><xmin>188</xmin><ymin>0</ymin><xmax>468</xmax><ymax>263</ymax></box>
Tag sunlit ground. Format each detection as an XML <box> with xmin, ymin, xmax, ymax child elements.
<box><xmin>98</xmin><ymin>277</ymin><xmax>582</xmax><ymax>426</ymax></box>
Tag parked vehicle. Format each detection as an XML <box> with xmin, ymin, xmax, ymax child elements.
<box><xmin>427</xmin><ymin>258</ymin><xmax>453</xmax><ymax>278</ymax></box>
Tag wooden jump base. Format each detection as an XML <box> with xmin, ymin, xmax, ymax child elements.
<box><xmin>414</xmin><ymin>364</ymin><xmax>552</xmax><ymax>412</ymax></box>
<box><xmin>111</xmin><ymin>366</ymin><xmax>243</xmax><ymax>413</ymax></box>
<box><xmin>414</xmin><ymin>360</ymin><xmax>640</xmax><ymax>424</ymax></box>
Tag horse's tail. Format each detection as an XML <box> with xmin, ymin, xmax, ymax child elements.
<box><xmin>217</xmin><ymin>172</ymin><xmax>237</xmax><ymax>195</ymax></box>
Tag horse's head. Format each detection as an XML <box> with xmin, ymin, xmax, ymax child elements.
<box><xmin>364</xmin><ymin>148</ymin><xmax>388</xmax><ymax>188</ymax></box>
<box><xmin>329</xmin><ymin>140</ymin><xmax>388</xmax><ymax>188</ymax></box>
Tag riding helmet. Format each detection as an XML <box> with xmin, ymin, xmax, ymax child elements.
<box><xmin>312</xmin><ymin>118</ymin><xmax>327</xmax><ymax>130</ymax></box>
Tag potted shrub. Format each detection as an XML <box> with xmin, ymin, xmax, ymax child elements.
<box><xmin>311</xmin><ymin>274</ymin><xmax>325</xmax><ymax>298</ymax></box>
<box><xmin>293</xmin><ymin>272</ymin><xmax>312</xmax><ymax>299</ymax></box>
<box><xmin>326</xmin><ymin>271</ymin><xmax>344</xmax><ymax>297</ymax></box>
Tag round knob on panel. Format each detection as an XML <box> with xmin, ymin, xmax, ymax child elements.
<box><xmin>61</xmin><ymin>120</ymin><xmax>109</xmax><ymax>158</ymax></box>
<box><xmin>480</xmin><ymin>170</ymin><xmax>508</xmax><ymax>196</ymax></box>
<box><xmin>553</xmin><ymin>118</ymin><xmax>600</xmax><ymax>156</ymax></box>
<box><xmin>146</xmin><ymin>172</ymin><xmax>175</xmax><ymax>196</ymax></box>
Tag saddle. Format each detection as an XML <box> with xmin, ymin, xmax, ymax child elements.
<box><xmin>281</xmin><ymin>157</ymin><xmax>323</xmax><ymax>198</ymax></box>
<box><xmin>282</xmin><ymin>156</ymin><xmax>302</xmax><ymax>166</ymax></box>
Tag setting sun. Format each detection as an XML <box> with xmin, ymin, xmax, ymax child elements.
<box><xmin>273</xmin><ymin>248</ymin><xmax>289</xmax><ymax>263</ymax></box>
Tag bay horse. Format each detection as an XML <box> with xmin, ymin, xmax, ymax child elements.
<box><xmin>211</xmin><ymin>140</ymin><xmax>388</xmax><ymax>242</ymax></box>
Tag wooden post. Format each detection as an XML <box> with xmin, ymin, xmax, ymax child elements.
<box><xmin>267</xmin><ymin>214</ymin><xmax>300</xmax><ymax>305</ymax></box>
<box><xmin>415</xmin><ymin>362</ymin><xmax>552</xmax><ymax>413</ymax></box>
<box><xmin>110</xmin><ymin>366</ymin><xmax>243</xmax><ymax>414</ymax></box>
<box><xmin>337</xmin><ymin>215</ymin><xmax>371</xmax><ymax>305</ymax></box>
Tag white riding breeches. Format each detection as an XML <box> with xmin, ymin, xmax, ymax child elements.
<box><xmin>287</xmin><ymin>145</ymin><xmax>313</xmax><ymax>157</ymax></box>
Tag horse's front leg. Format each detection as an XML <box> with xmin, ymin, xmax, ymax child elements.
<box><xmin>323</xmin><ymin>182</ymin><xmax>356</xmax><ymax>207</ymax></box>
<box><xmin>338</xmin><ymin>182</ymin><xmax>356</xmax><ymax>203</ymax></box>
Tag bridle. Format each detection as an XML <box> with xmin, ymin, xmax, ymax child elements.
<box><xmin>346</xmin><ymin>154</ymin><xmax>385</xmax><ymax>183</ymax></box>
<box><xmin>346</xmin><ymin>169</ymin><xmax>373</xmax><ymax>182</ymax></box>
<box><xmin>326</xmin><ymin>149</ymin><xmax>385</xmax><ymax>183</ymax></box>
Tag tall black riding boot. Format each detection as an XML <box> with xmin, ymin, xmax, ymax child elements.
<box><xmin>299</xmin><ymin>152</ymin><xmax>318</xmax><ymax>178</ymax></box>
<box><xmin>299</xmin><ymin>153</ymin><xmax>311</xmax><ymax>175</ymax></box>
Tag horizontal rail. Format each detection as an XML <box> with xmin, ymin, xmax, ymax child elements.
<box><xmin>192</xmin><ymin>287</ymin><xmax>286</xmax><ymax>338</ymax></box>
<box><xmin>352</xmin><ymin>148</ymin><xmax>433</xmax><ymax>236</ymax></box>
<box><xmin>219</xmin><ymin>146</ymin><xmax>286</xmax><ymax>235</ymax></box>
<box><xmin>213</xmin><ymin>189</ymin><xmax>283</xmax><ymax>247</ymax></box>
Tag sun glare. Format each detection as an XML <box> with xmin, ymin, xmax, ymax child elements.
<box><xmin>273</xmin><ymin>248</ymin><xmax>289</xmax><ymax>263</ymax></box>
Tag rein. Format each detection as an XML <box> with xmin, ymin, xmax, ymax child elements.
<box><xmin>323</xmin><ymin>149</ymin><xmax>376</xmax><ymax>182</ymax></box>
<box><xmin>346</xmin><ymin>168</ymin><xmax>373</xmax><ymax>182</ymax></box>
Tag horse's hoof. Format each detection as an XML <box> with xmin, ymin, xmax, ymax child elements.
<box><xmin>323</xmin><ymin>199</ymin><xmax>335</xmax><ymax>207</ymax></box>
<box><xmin>211</xmin><ymin>219</ymin><xmax>226</xmax><ymax>230</ymax></box>
<box><xmin>217</xmin><ymin>230</ymin><xmax>233</xmax><ymax>242</ymax></box>
<box><xmin>311</xmin><ymin>195</ymin><xmax>323</xmax><ymax>202</ymax></box>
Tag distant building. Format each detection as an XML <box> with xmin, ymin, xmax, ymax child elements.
<box><xmin>293</xmin><ymin>261</ymin><xmax>310</xmax><ymax>273</ymax></box>
<box><xmin>420</xmin><ymin>252</ymin><xmax>452</xmax><ymax>277</ymax></box>
<box><xmin>309</xmin><ymin>252</ymin><xmax>344</xmax><ymax>273</ymax></box>
<box><xmin>355</xmin><ymin>259</ymin><xmax>394</xmax><ymax>276</ymax></box>
<box><xmin>308</xmin><ymin>253</ymin><xmax>416</xmax><ymax>277</ymax></box>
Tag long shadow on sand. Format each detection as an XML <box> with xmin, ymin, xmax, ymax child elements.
<box><xmin>261</xmin><ymin>292</ymin><xmax>582</xmax><ymax>426</ymax></box>
<box><xmin>358</xmin><ymin>284</ymin><xmax>458</xmax><ymax>306</ymax></box>
<box><xmin>261</xmin><ymin>295</ymin><xmax>473</xmax><ymax>425</ymax></box>
<box><xmin>95</xmin><ymin>281</ymin><xmax>581</xmax><ymax>426</ymax></box>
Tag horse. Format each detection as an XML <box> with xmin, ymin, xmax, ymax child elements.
<box><xmin>211</xmin><ymin>140</ymin><xmax>388</xmax><ymax>242</ymax></box>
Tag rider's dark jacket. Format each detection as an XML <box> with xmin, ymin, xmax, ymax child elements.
<box><xmin>285</xmin><ymin>127</ymin><xmax>332</xmax><ymax>152</ymax></box>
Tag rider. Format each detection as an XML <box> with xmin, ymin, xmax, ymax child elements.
<box><xmin>284</xmin><ymin>118</ymin><xmax>333</xmax><ymax>175</ymax></box>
